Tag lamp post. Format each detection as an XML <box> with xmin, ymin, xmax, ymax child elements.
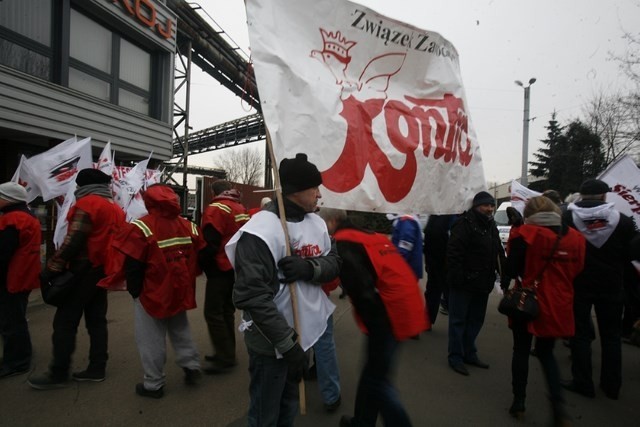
<box><xmin>515</xmin><ymin>78</ymin><xmax>536</xmax><ymax>187</ymax></box>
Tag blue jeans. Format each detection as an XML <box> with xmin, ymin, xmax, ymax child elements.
<box><xmin>247</xmin><ymin>350</ymin><xmax>298</xmax><ymax>427</ymax></box>
<box><xmin>313</xmin><ymin>314</ymin><xmax>341</xmax><ymax>404</ymax></box>
<box><xmin>447</xmin><ymin>288</ymin><xmax>489</xmax><ymax>366</ymax></box>
<box><xmin>351</xmin><ymin>321</ymin><xmax>412</xmax><ymax>427</ymax></box>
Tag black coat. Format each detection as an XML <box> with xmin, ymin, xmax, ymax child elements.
<box><xmin>564</xmin><ymin>200</ymin><xmax>638</xmax><ymax>298</ymax></box>
<box><xmin>446</xmin><ymin>209</ymin><xmax>505</xmax><ymax>294</ymax></box>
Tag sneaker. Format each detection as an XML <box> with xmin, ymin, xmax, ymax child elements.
<box><xmin>72</xmin><ymin>370</ymin><xmax>105</xmax><ymax>382</ymax></box>
<box><xmin>0</xmin><ymin>365</ymin><xmax>30</xmax><ymax>379</ymax></box>
<box><xmin>324</xmin><ymin>395</ymin><xmax>341</xmax><ymax>413</ymax></box>
<box><xmin>450</xmin><ymin>363</ymin><xmax>469</xmax><ymax>376</ymax></box>
<box><xmin>28</xmin><ymin>372</ymin><xmax>69</xmax><ymax>390</ymax></box>
<box><xmin>183</xmin><ymin>368</ymin><xmax>202</xmax><ymax>386</ymax></box>
<box><xmin>135</xmin><ymin>383</ymin><xmax>164</xmax><ymax>399</ymax></box>
<box><xmin>464</xmin><ymin>358</ymin><xmax>490</xmax><ymax>369</ymax></box>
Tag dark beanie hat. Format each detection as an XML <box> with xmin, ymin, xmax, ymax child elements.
<box><xmin>279</xmin><ymin>153</ymin><xmax>322</xmax><ymax>195</ymax></box>
<box><xmin>76</xmin><ymin>169</ymin><xmax>112</xmax><ymax>187</ymax></box>
<box><xmin>472</xmin><ymin>191</ymin><xmax>496</xmax><ymax>207</ymax></box>
<box><xmin>579</xmin><ymin>179</ymin><xmax>610</xmax><ymax>195</ymax></box>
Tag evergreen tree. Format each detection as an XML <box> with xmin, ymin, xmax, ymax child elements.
<box><xmin>530</xmin><ymin>112</ymin><xmax>565</xmax><ymax>183</ymax></box>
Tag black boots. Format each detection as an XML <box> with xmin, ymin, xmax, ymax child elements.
<box><xmin>509</xmin><ymin>396</ymin><xmax>526</xmax><ymax>419</ymax></box>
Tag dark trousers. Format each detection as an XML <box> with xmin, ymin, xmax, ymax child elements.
<box><xmin>425</xmin><ymin>267</ymin><xmax>446</xmax><ymax>324</ymax></box>
<box><xmin>50</xmin><ymin>268</ymin><xmax>108</xmax><ymax>378</ymax></box>
<box><xmin>204</xmin><ymin>269</ymin><xmax>236</xmax><ymax>364</ymax></box>
<box><xmin>0</xmin><ymin>287</ymin><xmax>32</xmax><ymax>370</ymax></box>
<box><xmin>570</xmin><ymin>292</ymin><xmax>623</xmax><ymax>395</ymax></box>
<box><xmin>448</xmin><ymin>288</ymin><xmax>489</xmax><ymax>366</ymax></box>
<box><xmin>247</xmin><ymin>350</ymin><xmax>299</xmax><ymax>427</ymax></box>
<box><xmin>511</xmin><ymin>320</ymin><xmax>563</xmax><ymax>408</ymax></box>
<box><xmin>352</xmin><ymin>322</ymin><xmax>412</xmax><ymax>427</ymax></box>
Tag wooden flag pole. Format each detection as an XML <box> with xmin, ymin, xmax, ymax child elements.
<box><xmin>265</xmin><ymin>127</ymin><xmax>307</xmax><ymax>415</ymax></box>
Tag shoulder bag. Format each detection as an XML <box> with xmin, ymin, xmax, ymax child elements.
<box><xmin>498</xmin><ymin>233</ymin><xmax>562</xmax><ymax>322</ymax></box>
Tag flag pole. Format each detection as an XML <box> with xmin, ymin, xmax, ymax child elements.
<box><xmin>264</xmin><ymin>127</ymin><xmax>307</xmax><ymax>415</ymax></box>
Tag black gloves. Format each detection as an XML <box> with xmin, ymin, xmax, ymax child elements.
<box><xmin>278</xmin><ymin>256</ymin><xmax>314</xmax><ymax>283</ymax></box>
<box><xmin>282</xmin><ymin>342</ymin><xmax>306</xmax><ymax>383</ymax></box>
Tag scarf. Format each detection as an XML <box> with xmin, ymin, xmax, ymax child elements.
<box><xmin>524</xmin><ymin>212</ymin><xmax>561</xmax><ymax>227</ymax></box>
<box><xmin>568</xmin><ymin>202</ymin><xmax>620</xmax><ymax>248</ymax></box>
<box><xmin>74</xmin><ymin>183</ymin><xmax>113</xmax><ymax>200</ymax></box>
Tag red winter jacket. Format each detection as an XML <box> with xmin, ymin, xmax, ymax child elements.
<box><xmin>114</xmin><ymin>185</ymin><xmax>206</xmax><ymax>318</ymax></box>
<box><xmin>334</xmin><ymin>227</ymin><xmax>429</xmax><ymax>340</ymax></box>
<box><xmin>0</xmin><ymin>206</ymin><xmax>41</xmax><ymax>293</ymax></box>
<box><xmin>507</xmin><ymin>224</ymin><xmax>585</xmax><ymax>337</ymax></box>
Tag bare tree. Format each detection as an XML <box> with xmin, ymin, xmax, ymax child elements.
<box><xmin>582</xmin><ymin>89</ymin><xmax>639</xmax><ymax>166</ymax></box>
<box><xmin>212</xmin><ymin>147</ymin><xmax>263</xmax><ymax>185</ymax></box>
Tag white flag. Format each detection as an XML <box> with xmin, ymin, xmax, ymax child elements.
<box><xmin>11</xmin><ymin>155</ymin><xmax>42</xmax><ymax>202</ymax></box>
<box><xmin>246</xmin><ymin>0</ymin><xmax>485</xmax><ymax>214</ymax></box>
<box><xmin>53</xmin><ymin>185</ymin><xmax>76</xmax><ymax>249</ymax></box>
<box><xmin>598</xmin><ymin>155</ymin><xmax>640</xmax><ymax>225</ymax></box>
<box><xmin>95</xmin><ymin>141</ymin><xmax>114</xmax><ymax>176</ymax></box>
<box><xmin>25</xmin><ymin>137</ymin><xmax>93</xmax><ymax>201</ymax></box>
<box><xmin>116</xmin><ymin>156</ymin><xmax>151</xmax><ymax>222</ymax></box>
<box><xmin>510</xmin><ymin>180</ymin><xmax>542</xmax><ymax>215</ymax></box>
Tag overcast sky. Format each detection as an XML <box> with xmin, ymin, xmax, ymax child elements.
<box><xmin>186</xmin><ymin>0</ymin><xmax>639</xmax><ymax>186</ymax></box>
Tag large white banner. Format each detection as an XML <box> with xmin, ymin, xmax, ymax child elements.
<box><xmin>24</xmin><ymin>137</ymin><xmax>93</xmax><ymax>201</ymax></box>
<box><xmin>246</xmin><ymin>0</ymin><xmax>486</xmax><ymax>214</ymax></box>
<box><xmin>598</xmin><ymin>155</ymin><xmax>640</xmax><ymax>225</ymax></box>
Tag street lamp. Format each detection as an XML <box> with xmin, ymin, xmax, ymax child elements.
<box><xmin>515</xmin><ymin>78</ymin><xmax>536</xmax><ymax>186</ymax></box>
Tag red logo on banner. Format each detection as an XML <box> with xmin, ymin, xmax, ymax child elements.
<box><xmin>311</xmin><ymin>29</ymin><xmax>473</xmax><ymax>202</ymax></box>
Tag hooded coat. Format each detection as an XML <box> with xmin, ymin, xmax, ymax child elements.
<box><xmin>114</xmin><ymin>185</ymin><xmax>206</xmax><ymax>318</ymax></box>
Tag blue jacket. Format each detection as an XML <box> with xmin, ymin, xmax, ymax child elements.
<box><xmin>391</xmin><ymin>215</ymin><xmax>423</xmax><ymax>279</ymax></box>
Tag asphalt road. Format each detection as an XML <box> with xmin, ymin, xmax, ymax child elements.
<box><xmin>1</xmin><ymin>278</ymin><xmax>639</xmax><ymax>426</ymax></box>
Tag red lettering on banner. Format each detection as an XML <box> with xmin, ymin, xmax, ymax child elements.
<box><xmin>112</xmin><ymin>0</ymin><xmax>173</xmax><ymax>40</ymax></box>
<box><xmin>612</xmin><ymin>184</ymin><xmax>640</xmax><ymax>213</ymax></box>
<box><xmin>294</xmin><ymin>244</ymin><xmax>322</xmax><ymax>258</ymax></box>
<box><xmin>321</xmin><ymin>93</ymin><xmax>473</xmax><ymax>202</ymax></box>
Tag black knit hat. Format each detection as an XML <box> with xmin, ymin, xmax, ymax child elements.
<box><xmin>279</xmin><ymin>153</ymin><xmax>322</xmax><ymax>195</ymax></box>
<box><xmin>579</xmin><ymin>179</ymin><xmax>610</xmax><ymax>195</ymax></box>
<box><xmin>472</xmin><ymin>191</ymin><xmax>496</xmax><ymax>207</ymax></box>
<box><xmin>76</xmin><ymin>169</ymin><xmax>112</xmax><ymax>187</ymax></box>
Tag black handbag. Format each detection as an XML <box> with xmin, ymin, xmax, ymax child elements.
<box><xmin>41</xmin><ymin>271</ymin><xmax>76</xmax><ymax>307</ymax></box>
<box><xmin>498</xmin><ymin>285</ymin><xmax>539</xmax><ymax>322</ymax></box>
<box><xmin>498</xmin><ymin>233</ymin><xmax>562</xmax><ymax>322</ymax></box>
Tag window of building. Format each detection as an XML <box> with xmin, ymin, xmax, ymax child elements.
<box><xmin>0</xmin><ymin>2</ymin><xmax>161</xmax><ymax>119</ymax></box>
<box><xmin>0</xmin><ymin>0</ymin><xmax>53</xmax><ymax>79</ymax></box>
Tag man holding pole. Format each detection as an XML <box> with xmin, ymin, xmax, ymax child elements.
<box><xmin>226</xmin><ymin>153</ymin><xmax>341</xmax><ymax>427</ymax></box>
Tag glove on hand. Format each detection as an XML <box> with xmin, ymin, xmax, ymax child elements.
<box><xmin>278</xmin><ymin>256</ymin><xmax>314</xmax><ymax>283</ymax></box>
<box><xmin>282</xmin><ymin>342</ymin><xmax>306</xmax><ymax>383</ymax></box>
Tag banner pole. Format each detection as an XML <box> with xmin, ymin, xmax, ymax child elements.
<box><xmin>264</xmin><ymin>127</ymin><xmax>307</xmax><ymax>415</ymax></box>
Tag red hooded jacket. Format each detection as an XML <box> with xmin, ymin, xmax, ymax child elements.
<box><xmin>114</xmin><ymin>185</ymin><xmax>205</xmax><ymax>318</ymax></box>
<box><xmin>0</xmin><ymin>208</ymin><xmax>41</xmax><ymax>293</ymax></box>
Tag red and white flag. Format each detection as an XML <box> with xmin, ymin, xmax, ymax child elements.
<box><xmin>114</xmin><ymin>156</ymin><xmax>151</xmax><ymax>222</ymax></box>
<box><xmin>96</xmin><ymin>141</ymin><xmax>115</xmax><ymax>176</ymax></box>
<box><xmin>246</xmin><ymin>0</ymin><xmax>485</xmax><ymax>214</ymax></box>
<box><xmin>24</xmin><ymin>137</ymin><xmax>93</xmax><ymax>201</ymax></box>
<box><xmin>11</xmin><ymin>155</ymin><xmax>41</xmax><ymax>202</ymax></box>
<box><xmin>598</xmin><ymin>155</ymin><xmax>640</xmax><ymax>225</ymax></box>
<box><xmin>510</xmin><ymin>180</ymin><xmax>541</xmax><ymax>215</ymax></box>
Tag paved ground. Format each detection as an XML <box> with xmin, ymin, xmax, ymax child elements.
<box><xmin>1</xmin><ymin>278</ymin><xmax>639</xmax><ymax>426</ymax></box>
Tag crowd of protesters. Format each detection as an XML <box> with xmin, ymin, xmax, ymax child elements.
<box><xmin>1</xmin><ymin>152</ymin><xmax>640</xmax><ymax>427</ymax></box>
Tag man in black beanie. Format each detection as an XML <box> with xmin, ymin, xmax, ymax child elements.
<box><xmin>561</xmin><ymin>178</ymin><xmax>638</xmax><ymax>399</ymax></box>
<box><xmin>29</xmin><ymin>168</ymin><xmax>125</xmax><ymax>389</ymax></box>
<box><xmin>446</xmin><ymin>190</ymin><xmax>505</xmax><ymax>376</ymax></box>
<box><xmin>228</xmin><ymin>153</ymin><xmax>341</xmax><ymax>426</ymax></box>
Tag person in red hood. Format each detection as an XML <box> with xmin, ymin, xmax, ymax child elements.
<box><xmin>113</xmin><ymin>184</ymin><xmax>206</xmax><ymax>398</ymax></box>
<box><xmin>318</xmin><ymin>208</ymin><xmax>428</xmax><ymax>427</ymax></box>
<box><xmin>29</xmin><ymin>169</ymin><xmax>125</xmax><ymax>390</ymax></box>
<box><xmin>199</xmin><ymin>180</ymin><xmax>250</xmax><ymax>373</ymax></box>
